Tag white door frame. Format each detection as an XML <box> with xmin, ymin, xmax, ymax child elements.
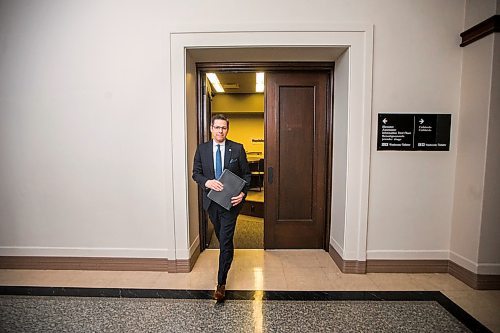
<box><xmin>169</xmin><ymin>25</ymin><xmax>373</xmax><ymax>262</ymax></box>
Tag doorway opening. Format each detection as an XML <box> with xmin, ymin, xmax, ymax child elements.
<box><xmin>197</xmin><ymin>62</ymin><xmax>334</xmax><ymax>253</ymax></box>
<box><xmin>202</xmin><ymin>70</ymin><xmax>265</xmax><ymax>250</ymax></box>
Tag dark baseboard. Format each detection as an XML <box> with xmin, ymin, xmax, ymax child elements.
<box><xmin>0</xmin><ymin>251</ymin><xmax>202</xmax><ymax>273</ymax></box>
<box><xmin>167</xmin><ymin>259</ymin><xmax>189</xmax><ymax>273</ymax></box>
<box><xmin>2</xmin><ymin>247</ymin><xmax>498</xmax><ymax>290</ymax></box>
<box><xmin>328</xmin><ymin>244</ymin><xmax>500</xmax><ymax>290</ymax></box>
<box><xmin>189</xmin><ymin>245</ymin><xmax>201</xmax><ymax>271</ymax></box>
<box><xmin>448</xmin><ymin>260</ymin><xmax>500</xmax><ymax>290</ymax></box>
<box><xmin>0</xmin><ymin>256</ymin><xmax>170</xmax><ymax>271</ymax></box>
<box><xmin>448</xmin><ymin>260</ymin><xmax>479</xmax><ymax>289</ymax></box>
<box><xmin>328</xmin><ymin>244</ymin><xmax>366</xmax><ymax>273</ymax></box>
<box><xmin>0</xmin><ymin>240</ymin><xmax>204</xmax><ymax>273</ymax></box>
<box><xmin>367</xmin><ymin>259</ymin><xmax>448</xmax><ymax>273</ymax></box>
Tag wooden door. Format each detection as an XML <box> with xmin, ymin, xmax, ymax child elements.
<box><xmin>265</xmin><ymin>71</ymin><xmax>330</xmax><ymax>249</ymax></box>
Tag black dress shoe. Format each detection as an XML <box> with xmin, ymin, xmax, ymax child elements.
<box><xmin>214</xmin><ymin>284</ymin><xmax>225</xmax><ymax>301</ymax></box>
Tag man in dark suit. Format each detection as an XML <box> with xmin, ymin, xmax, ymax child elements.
<box><xmin>192</xmin><ymin>114</ymin><xmax>251</xmax><ymax>301</ymax></box>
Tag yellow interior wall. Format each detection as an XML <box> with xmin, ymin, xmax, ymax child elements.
<box><xmin>212</xmin><ymin>94</ymin><xmax>264</xmax><ymax>158</ymax></box>
<box><xmin>226</xmin><ymin>114</ymin><xmax>264</xmax><ymax>158</ymax></box>
<box><xmin>212</xmin><ymin>93</ymin><xmax>264</xmax><ymax>113</ymax></box>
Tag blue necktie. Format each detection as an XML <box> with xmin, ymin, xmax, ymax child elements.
<box><xmin>215</xmin><ymin>144</ymin><xmax>222</xmax><ymax>179</ymax></box>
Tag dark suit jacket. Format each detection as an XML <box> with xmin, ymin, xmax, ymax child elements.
<box><xmin>192</xmin><ymin>139</ymin><xmax>251</xmax><ymax>211</ymax></box>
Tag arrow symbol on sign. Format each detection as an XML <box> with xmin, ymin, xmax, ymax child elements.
<box><xmin>419</xmin><ymin>119</ymin><xmax>424</xmax><ymax>124</ymax></box>
<box><xmin>383</xmin><ymin>118</ymin><xmax>388</xmax><ymax>124</ymax></box>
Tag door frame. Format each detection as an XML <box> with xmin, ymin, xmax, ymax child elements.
<box><xmin>196</xmin><ymin>62</ymin><xmax>335</xmax><ymax>252</ymax></box>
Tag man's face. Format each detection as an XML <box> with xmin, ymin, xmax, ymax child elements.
<box><xmin>211</xmin><ymin>119</ymin><xmax>229</xmax><ymax>144</ymax></box>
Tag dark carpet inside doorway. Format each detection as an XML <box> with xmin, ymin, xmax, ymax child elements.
<box><xmin>0</xmin><ymin>288</ymin><xmax>490</xmax><ymax>333</ymax></box>
<box><xmin>208</xmin><ymin>214</ymin><xmax>264</xmax><ymax>249</ymax></box>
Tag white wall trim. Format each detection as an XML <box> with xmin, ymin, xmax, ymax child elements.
<box><xmin>0</xmin><ymin>246</ymin><xmax>172</xmax><ymax>258</ymax></box>
<box><xmin>477</xmin><ymin>263</ymin><xmax>500</xmax><ymax>275</ymax></box>
<box><xmin>166</xmin><ymin>22</ymin><xmax>374</xmax><ymax>34</ymax></box>
<box><xmin>449</xmin><ymin>251</ymin><xmax>500</xmax><ymax>274</ymax></box>
<box><xmin>330</xmin><ymin>238</ymin><xmax>344</xmax><ymax>258</ymax></box>
<box><xmin>189</xmin><ymin>235</ymin><xmax>200</xmax><ymax>258</ymax></box>
<box><xmin>170</xmin><ymin>26</ymin><xmax>374</xmax><ymax>262</ymax></box>
<box><xmin>450</xmin><ymin>250</ymin><xmax>478</xmax><ymax>273</ymax></box>
<box><xmin>366</xmin><ymin>250</ymin><xmax>449</xmax><ymax>260</ymax></box>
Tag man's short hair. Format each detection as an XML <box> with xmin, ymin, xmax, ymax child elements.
<box><xmin>211</xmin><ymin>114</ymin><xmax>229</xmax><ymax>127</ymax></box>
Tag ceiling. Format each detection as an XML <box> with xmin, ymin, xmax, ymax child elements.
<box><xmin>191</xmin><ymin>46</ymin><xmax>348</xmax><ymax>94</ymax></box>
<box><xmin>189</xmin><ymin>46</ymin><xmax>347</xmax><ymax>62</ymax></box>
<box><xmin>212</xmin><ymin>72</ymin><xmax>260</xmax><ymax>94</ymax></box>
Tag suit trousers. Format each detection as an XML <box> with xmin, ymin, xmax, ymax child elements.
<box><xmin>207</xmin><ymin>202</ymin><xmax>240</xmax><ymax>286</ymax></box>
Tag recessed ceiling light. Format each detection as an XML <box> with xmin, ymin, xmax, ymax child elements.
<box><xmin>207</xmin><ymin>73</ymin><xmax>224</xmax><ymax>93</ymax></box>
<box><xmin>256</xmin><ymin>72</ymin><xmax>264</xmax><ymax>93</ymax></box>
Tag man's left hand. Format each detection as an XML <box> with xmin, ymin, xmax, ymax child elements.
<box><xmin>231</xmin><ymin>192</ymin><xmax>245</xmax><ymax>206</ymax></box>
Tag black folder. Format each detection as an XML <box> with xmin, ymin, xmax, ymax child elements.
<box><xmin>207</xmin><ymin>169</ymin><xmax>246</xmax><ymax>211</ymax></box>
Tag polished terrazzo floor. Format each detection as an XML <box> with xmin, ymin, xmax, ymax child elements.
<box><xmin>0</xmin><ymin>295</ymin><xmax>474</xmax><ymax>332</ymax></box>
<box><xmin>0</xmin><ymin>250</ymin><xmax>499</xmax><ymax>332</ymax></box>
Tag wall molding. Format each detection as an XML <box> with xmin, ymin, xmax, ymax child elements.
<box><xmin>329</xmin><ymin>244</ymin><xmax>366</xmax><ymax>273</ymax></box>
<box><xmin>0</xmin><ymin>245</ymin><xmax>202</xmax><ymax>273</ymax></box>
<box><xmin>172</xmin><ymin>27</ymin><xmax>374</xmax><ymax>265</ymax></box>
<box><xmin>0</xmin><ymin>256</ymin><xmax>170</xmax><ymax>271</ymax></box>
<box><xmin>329</xmin><ymin>245</ymin><xmax>499</xmax><ymax>290</ymax></box>
<box><xmin>189</xmin><ymin>244</ymin><xmax>201</xmax><ymax>271</ymax></box>
<box><xmin>167</xmin><ymin>258</ymin><xmax>189</xmax><ymax>273</ymax></box>
<box><xmin>0</xmin><ymin>246</ymin><xmax>173</xmax><ymax>258</ymax></box>
<box><xmin>477</xmin><ymin>263</ymin><xmax>500</xmax><ymax>275</ymax></box>
<box><xmin>189</xmin><ymin>236</ymin><xmax>200</xmax><ymax>258</ymax></box>
<box><xmin>366</xmin><ymin>250</ymin><xmax>449</xmax><ymax>260</ymax></box>
<box><xmin>330</xmin><ymin>238</ymin><xmax>344</xmax><ymax>258</ymax></box>
<box><xmin>448</xmin><ymin>261</ymin><xmax>500</xmax><ymax>290</ymax></box>
<box><xmin>367</xmin><ymin>260</ymin><xmax>448</xmax><ymax>273</ymax></box>
<box><xmin>1</xmin><ymin>247</ymin><xmax>498</xmax><ymax>289</ymax></box>
<box><xmin>449</xmin><ymin>251</ymin><xmax>478</xmax><ymax>273</ymax></box>
<box><xmin>460</xmin><ymin>15</ymin><xmax>500</xmax><ymax>47</ymax></box>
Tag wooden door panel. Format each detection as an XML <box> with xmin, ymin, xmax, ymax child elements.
<box><xmin>265</xmin><ymin>71</ymin><xmax>329</xmax><ymax>249</ymax></box>
<box><xmin>278</xmin><ymin>87</ymin><xmax>314</xmax><ymax>221</ymax></box>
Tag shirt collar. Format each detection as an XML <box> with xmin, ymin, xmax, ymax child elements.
<box><xmin>213</xmin><ymin>140</ymin><xmax>226</xmax><ymax>148</ymax></box>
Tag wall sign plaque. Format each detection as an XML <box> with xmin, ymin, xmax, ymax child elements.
<box><xmin>377</xmin><ymin>114</ymin><xmax>451</xmax><ymax>151</ymax></box>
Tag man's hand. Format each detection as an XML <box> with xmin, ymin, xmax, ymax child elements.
<box><xmin>205</xmin><ymin>179</ymin><xmax>223</xmax><ymax>191</ymax></box>
<box><xmin>231</xmin><ymin>192</ymin><xmax>245</xmax><ymax>206</ymax></box>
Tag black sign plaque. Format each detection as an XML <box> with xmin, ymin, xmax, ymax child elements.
<box><xmin>377</xmin><ymin>114</ymin><xmax>451</xmax><ymax>151</ymax></box>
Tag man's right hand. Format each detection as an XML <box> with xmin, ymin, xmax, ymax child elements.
<box><xmin>205</xmin><ymin>179</ymin><xmax>224</xmax><ymax>191</ymax></box>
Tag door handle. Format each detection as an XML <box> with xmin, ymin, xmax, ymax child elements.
<box><xmin>268</xmin><ymin>167</ymin><xmax>273</xmax><ymax>184</ymax></box>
